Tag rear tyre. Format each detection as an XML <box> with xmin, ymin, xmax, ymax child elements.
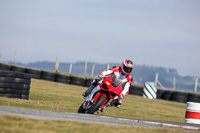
<box><xmin>85</xmin><ymin>95</ymin><xmax>106</xmax><ymax>114</ymax></box>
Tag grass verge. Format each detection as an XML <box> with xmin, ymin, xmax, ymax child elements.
<box><xmin>0</xmin><ymin>115</ymin><xmax>197</xmax><ymax>133</ymax></box>
<box><xmin>0</xmin><ymin>79</ymin><xmax>193</xmax><ymax>133</ymax></box>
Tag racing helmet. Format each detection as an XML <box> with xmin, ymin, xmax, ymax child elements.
<box><xmin>121</xmin><ymin>59</ymin><xmax>134</xmax><ymax>75</ymax></box>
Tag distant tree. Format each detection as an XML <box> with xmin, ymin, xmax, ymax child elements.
<box><xmin>168</xmin><ymin>68</ymin><xmax>178</xmax><ymax>77</ymax></box>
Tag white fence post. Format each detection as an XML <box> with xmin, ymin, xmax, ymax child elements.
<box><xmin>157</xmin><ymin>80</ymin><xmax>166</xmax><ymax>90</ymax></box>
<box><xmin>173</xmin><ymin>77</ymin><xmax>176</xmax><ymax>90</ymax></box>
<box><xmin>154</xmin><ymin>72</ymin><xmax>166</xmax><ymax>90</ymax></box>
<box><xmin>69</xmin><ymin>64</ymin><xmax>72</xmax><ymax>74</ymax></box>
<box><xmin>84</xmin><ymin>61</ymin><xmax>87</xmax><ymax>76</ymax></box>
<box><xmin>13</xmin><ymin>50</ymin><xmax>17</xmax><ymax>65</ymax></box>
<box><xmin>194</xmin><ymin>77</ymin><xmax>198</xmax><ymax>93</ymax></box>
<box><xmin>106</xmin><ymin>64</ymin><xmax>110</xmax><ymax>70</ymax></box>
<box><xmin>91</xmin><ymin>64</ymin><xmax>95</xmax><ymax>77</ymax></box>
<box><xmin>154</xmin><ymin>72</ymin><xmax>158</xmax><ymax>88</ymax></box>
<box><xmin>55</xmin><ymin>57</ymin><xmax>59</xmax><ymax>72</ymax></box>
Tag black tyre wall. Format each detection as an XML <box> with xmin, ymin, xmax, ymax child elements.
<box><xmin>0</xmin><ymin>71</ymin><xmax>32</xmax><ymax>79</ymax></box>
<box><xmin>10</xmin><ymin>65</ymin><xmax>26</xmax><ymax>73</ymax></box>
<box><xmin>129</xmin><ymin>85</ymin><xmax>143</xmax><ymax>96</ymax></box>
<box><xmin>55</xmin><ymin>73</ymin><xmax>70</xmax><ymax>84</ymax></box>
<box><xmin>0</xmin><ymin>70</ymin><xmax>31</xmax><ymax>100</ymax></box>
<box><xmin>161</xmin><ymin>90</ymin><xmax>174</xmax><ymax>101</ymax></box>
<box><xmin>41</xmin><ymin>71</ymin><xmax>56</xmax><ymax>81</ymax></box>
<box><xmin>2</xmin><ymin>63</ymin><xmax>200</xmax><ymax>104</ymax></box>
<box><xmin>0</xmin><ymin>63</ymin><xmax>10</xmax><ymax>70</ymax></box>
<box><xmin>84</xmin><ymin>78</ymin><xmax>93</xmax><ymax>87</ymax></box>
<box><xmin>170</xmin><ymin>92</ymin><xmax>188</xmax><ymax>103</ymax></box>
<box><xmin>70</xmin><ymin>76</ymin><xmax>85</xmax><ymax>86</ymax></box>
<box><xmin>156</xmin><ymin>89</ymin><xmax>165</xmax><ymax>99</ymax></box>
<box><xmin>0</xmin><ymin>77</ymin><xmax>31</xmax><ymax>85</ymax></box>
<box><xmin>0</xmin><ymin>88</ymin><xmax>29</xmax><ymax>95</ymax></box>
<box><xmin>187</xmin><ymin>93</ymin><xmax>200</xmax><ymax>103</ymax></box>
<box><xmin>25</xmin><ymin>68</ymin><xmax>41</xmax><ymax>79</ymax></box>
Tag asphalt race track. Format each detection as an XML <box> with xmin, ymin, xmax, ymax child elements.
<box><xmin>0</xmin><ymin>105</ymin><xmax>199</xmax><ymax>131</ymax></box>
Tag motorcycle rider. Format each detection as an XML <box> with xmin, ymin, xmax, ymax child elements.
<box><xmin>82</xmin><ymin>59</ymin><xmax>134</xmax><ymax>108</ymax></box>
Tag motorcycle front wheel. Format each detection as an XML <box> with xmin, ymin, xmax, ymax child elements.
<box><xmin>78</xmin><ymin>103</ymin><xmax>86</xmax><ymax>113</ymax></box>
<box><xmin>85</xmin><ymin>95</ymin><xmax>107</xmax><ymax>114</ymax></box>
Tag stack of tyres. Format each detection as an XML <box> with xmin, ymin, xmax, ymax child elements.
<box><xmin>187</xmin><ymin>93</ymin><xmax>200</xmax><ymax>103</ymax></box>
<box><xmin>84</xmin><ymin>78</ymin><xmax>93</xmax><ymax>87</ymax></box>
<box><xmin>161</xmin><ymin>90</ymin><xmax>174</xmax><ymax>101</ymax></box>
<box><xmin>41</xmin><ymin>70</ymin><xmax>56</xmax><ymax>81</ymax></box>
<box><xmin>25</xmin><ymin>68</ymin><xmax>41</xmax><ymax>79</ymax></box>
<box><xmin>170</xmin><ymin>91</ymin><xmax>188</xmax><ymax>103</ymax></box>
<box><xmin>156</xmin><ymin>89</ymin><xmax>165</xmax><ymax>99</ymax></box>
<box><xmin>129</xmin><ymin>85</ymin><xmax>143</xmax><ymax>96</ymax></box>
<box><xmin>0</xmin><ymin>70</ymin><xmax>32</xmax><ymax>100</ymax></box>
<box><xmin>10</xmin><ymin>65</ymin><xmax>26</xmax><ymax>73</ymax></box>
<box><xmin>55</xmin><ymin>73</ymin><xmax>70</xmax><ymax>84</ymax></box>
<box><xmin>0</xmin><ymin>63</ymin><xmax>10</xmax><ymax>71</ymax></box>
<box><xmin>70</xmin><ymin>75</ymin><xmax>85</xmax><ymax>86</ymax></box>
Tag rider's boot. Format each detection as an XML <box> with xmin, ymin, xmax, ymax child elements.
<box><xmin>112</xmin><ymin>99</ymin><xmax>122</xmax><ymax>108</ymax></box>
<box><xmin>82</xmin><ymin>85</ymin><xmax>95</xmax><ymax>97</ymax></box>
<box><xmin>115</xmin><ymin>96</ymin><xmax>122</xmax><ymax>108</ymax></box>
<box><xmin>115</xmin><ymin>102</ymin><xmax>122</xmax><ymax>108</ymax></box>
<box><xmin>82</xmin><ymin>78</ymin><xmax>101</xmax><ymax>97</ymax></box>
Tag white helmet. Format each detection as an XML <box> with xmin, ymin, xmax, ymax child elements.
<box><xmin>121</xmin><ymin>59</ymin><xmax>134</xmax><ymax>75</ymax></box>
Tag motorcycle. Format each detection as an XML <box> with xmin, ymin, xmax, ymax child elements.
<box><xmin>78</xmin><ymin>76</ymin><xmax>122</xmax><ymax>114</ymax></box>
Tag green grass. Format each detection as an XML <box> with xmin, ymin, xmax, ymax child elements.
<box><xmin>0</xmin><ymin>79</ymin><xmax>187</xmax><ymax>122</ymax></box>
<box><xmin>0</xmin><ymin>79</ymin><xmax>194</xmax><ymax>133</ymax></box>
<box><xmin>0</xmin><ymin>115</ymin><xmax>197</xmax><ymax>133</ymax></box>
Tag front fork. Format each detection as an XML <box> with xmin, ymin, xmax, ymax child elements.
<box><xmin>99</xmin><ymin>98</ymin><xmax>113</xmax><ymax>112</ymax></box>
<box><xmin>99</xmin><ymin>95</ymin><xmax>118</xmax><ymax>112</ymax></box>
<box><xmin>83</xmin><ymin>85</ymin><xmax>101</xmax><ymax>110</ymax></box>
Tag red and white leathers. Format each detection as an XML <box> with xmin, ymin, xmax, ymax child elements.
<box><xmin>98</xmin><ymin>66</ymin><xmax>133</xmax><ymax>107</ymax></box>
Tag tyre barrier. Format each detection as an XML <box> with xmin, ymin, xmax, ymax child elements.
<box><xmin>156</xmin><ymin>89</ymin><xmax>165</xmax><ymax>99</ymax></box>
<box><xmin>0</xmin><ymin>63</ymin><xmax>10</xmax><ymax>70</ymax></box>
<box><xmin>0</xmin><ymin>70</ymin><xmax>32</xmax><ymax>100</ymax></box>
<box><xmin>55</xmin><ymin>73</ymin><xmax>70</xmax><ymax>84</ymax></box>
<box><xmin>170</xmin><ymin>92</ymin><xmax>188</xmax><ymax>103</ymax></box>
<box><xmin>161</xmin><ymin>90</ymin><xmax>174</xmax><ymax>101</ymax></box>
<box><xmin>187</xmin><ymin>93</ymin><xmax>200</xmax><ymax>103</ymax></box>
<box><xmin>70</xmin><ymin>75</ymin><xmax>85</xmax><ymax>86</ymax></box>
<box><xmin>185</xmin><ymin>102</ymin><xmax>200</xmax><ymax>124</ymax></box>
<box><xmin>1</xmin><ymin>63</ymin><xmax>200</xmax><ymax>104</ymax></box>
<box><xmin>84</xmin><ymin>78</ymin><xmax>93</xmax><ymax>87</ymax></box>
<box><xmin>25</xmin><ymin>68</ymin><xmax>41</xmax><ymax>79</ymax></box>
<box><xmin>41</xmin><ymin>70</ymin><xmax>56</xmax><ymax>81</ymax></box>
<box><xmin>129</xmin><ymin>85</ymin><xmax>143</xmax><ymax>96</ymax></box>
<box><xmin>10</xmin><ymin>65</ymin><xmax>26</xmax><ymax>73</ymax></box>
<box><xmin>158</xmin><ymin>90</ymin><xmax>190</xmax><ymax>103</ymax></box>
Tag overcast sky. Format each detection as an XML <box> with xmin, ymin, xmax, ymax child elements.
<box><xmin>0</xmin><ymin>0</ymin><xmax>200</xmax><ymax>77</ymax></box>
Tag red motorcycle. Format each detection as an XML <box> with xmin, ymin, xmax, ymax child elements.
<box><xmin>78</xmin><ymin>76</ymin><xmax>122</xmax><ymax>114</ymax></box>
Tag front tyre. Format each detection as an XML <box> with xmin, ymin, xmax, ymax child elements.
<box><xmin>85</xmin><ymin>95</ymin><xmax>107</xmax><ymax>114</ymax></box>
<box><xmin>78</xmin><ymin>103</ymin><xmax>86</xmax><ymax>113</ymax></box>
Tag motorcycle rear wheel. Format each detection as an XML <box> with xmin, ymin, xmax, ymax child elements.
<box><xmin>85</xmin><ymin>95</ymin><xmax>106</xmax><ymax>114</ymax></box>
